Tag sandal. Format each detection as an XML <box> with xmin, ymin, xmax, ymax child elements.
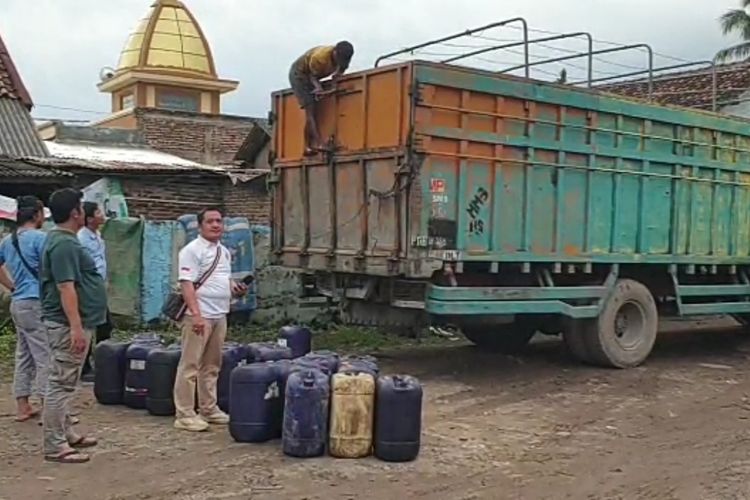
<box><xmin>69</xmin><ymin>436</ymin><xmax>98</xmax><ymax>449</ymax></box>
<box><xmin>15</xmin><ymin>410</ymin><xmax>40</xmax><ymax>422</ymax></box>
<box><xmin>44</xmin><ymin>449</ymin><xmax>90</xmax><ymax>464</ymax></box>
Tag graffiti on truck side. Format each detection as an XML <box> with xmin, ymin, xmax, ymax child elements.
<box><xmin>466</xmin><ymin>187</ymin><xmax>489</xmax><ymax>235</ymax></box>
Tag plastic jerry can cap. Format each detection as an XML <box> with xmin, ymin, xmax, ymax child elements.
<box><xmin>393</xmin><ymin>375</ymin><xmax>410</xmax><ymax>389</ymax></box>
<box><xmin>302</xmin><ymin>372</ymin><xmax>317</xmax><ymax>387</ymax></box>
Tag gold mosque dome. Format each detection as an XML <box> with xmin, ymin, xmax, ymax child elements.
<box><xmin>97</xmin><ymin>0</ymin><xmax>237</xmax><ymax>117</ymax></box>
<box><xmin>117</xmin><ymin>0</ymin><xmax>215</xmax><ymax>76</ymax></box>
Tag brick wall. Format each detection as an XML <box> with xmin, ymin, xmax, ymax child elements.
<box><xmin>136</xmin><ymin>108</ymin><xmax>257</xmax><ymax>165</ymax></box>
<box><xmin>222</xmin><ymin>177</ymin><xmax>270</xmax><ymax>225</ymax></box>
<box><xmin>117</xmin><ymin>174</ymin><xmax>270</xmax><ymax>223</ymax></box>
<box><xmin>120</xmin><ymin>174</ymin><xmax>225</xmax><ymax>220</ymax></box>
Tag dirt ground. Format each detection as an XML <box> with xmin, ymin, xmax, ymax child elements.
<box><xmin>3</xmin><ymin>318</ymin><xmax>750</xmax><ymax>500</ymax></box>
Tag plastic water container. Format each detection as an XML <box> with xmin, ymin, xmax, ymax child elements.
<box><xmin>283</xmin><ymin>369</ymin><xmax>330</xmax><ymax>458</ymax></box>
<box><xmin>270</xmin><ymin>359</ymin><xmax>294</xmax><ymax>438</ymax></box>
<box><xmin>94</xmin><ymin>340</ymin><xmax>131</xmax><ymax>405</ymax></box>
<box><xmin>338</xmin><ymin>355</ymin><xmax>379</xmax><ymax>377</ymax></box>
<box><xmin>278</xmin><ymin>326</ymin><xmax>312</xmax><ymax>358</ymax></box>
<box><xmin>374</xmin><ymin>375</ymin><xmax>423</xmax><ymax>462</ymax></box>
<box><xmin>229</xmin><ymin>363</ymin><xmax>280</xmax><ymax>443</ymax></box>
<box><xmin>218</xmin><ymin>342</ymin><xmax>249</xmax><ymax>413</ymax></box>
<box><xmin>247</xmin><ymin>342</ymin><xmax>293</xmax><ymax>363</ymax></box>
<box><xmin>291</xmin><ymin>358</ymin><xmax>333</xmax><ymax>377</ymax></box>
<box><xmin>145</xmin><ymin>346</ymin><xmax>181</xmax><ymax>416</ymax></box>
<box><xmin>329</xmin><ymin>372</ymin><xmax>376</xmax><ymax>458</ymax></box>
<box><xmin>123</xmin><ymin>337</ymin><xmax>163</xmax><ymax>409</ymax></box>
<box><xmin>303</xmin><ymin>351</ymin><xmax>340</xmax><ymax>374</ymax></box>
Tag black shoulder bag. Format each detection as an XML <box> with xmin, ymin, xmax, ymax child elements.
<box><xmin>162</xmin><ymin>248</ymin><xmax>221</xmax><ymax>322</ymax></box>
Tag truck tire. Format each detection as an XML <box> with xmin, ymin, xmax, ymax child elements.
<box><xmin>536</xmin><ymin>315</ymin><xmax>562</xmax><ymax>336</ymax></box>
<box><xmin>734</xmin><ymin>314</ymin><xmax>750</xmax><ymax>328</ymax></box>
<box><xmin>562</xmin><ymin>321</ymin><xmax>593</xmax><ymax>364</ymax></box>
<box><xmin>582</xmin><ymin>279</ymin><xmax>658</xmax><ymax>368</ymax></box>
<box><xmin>461</xmin><ymin>318</ymin><xmax>537</xmax><ymax>354</ymax></box>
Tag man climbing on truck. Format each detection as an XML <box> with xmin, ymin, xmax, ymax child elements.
<box><xmin>289</xmin><ymin>41</ymin><xmax>354</xmax><ymax>156</ymax></box>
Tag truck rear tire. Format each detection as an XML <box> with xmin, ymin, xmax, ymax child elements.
<box><xmin>562</xmin><ymin>322</ymin><xmax>593</xmax><ymax>364</ymax></box>
<box><xmin>582</xmin><ymin>279</ymin><xmax>658</xmax><ymax>368</ymax></box>
<box><xmin>462</xmin><ymin>318</ymin><xmax>537</xmax><ymax>354</ymax></box>
<box><xmin>734</xmin><ymin>314</ymin><xmax>750</xmax><ymax>328</ymax></box>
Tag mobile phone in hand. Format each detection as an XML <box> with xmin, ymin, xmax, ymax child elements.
<box><xmin>242</xmin><ymin>275</ymin><xmax>255</xmax><ymax>285</ymax></box>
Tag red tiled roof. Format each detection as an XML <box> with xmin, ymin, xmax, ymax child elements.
<box><xmin>599</xmin><ymin>61</ymin><xmax>750</xmax><ymax>111</ymax></box>
<box><xmin>0</xmin><ymin>33</ymin><xmax>33</xmax><ymax>108</ymax></box>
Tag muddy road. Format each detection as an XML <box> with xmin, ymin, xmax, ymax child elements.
<box><xmin>2</xmin><ymin>317</ymin><xmax>750</xmax><ymax>499</ymax></box>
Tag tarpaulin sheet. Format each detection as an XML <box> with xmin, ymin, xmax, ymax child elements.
<box><xmin>141</xmin><ymin>220</ymin><xmax>180</xmax><ymax>323</ymax></box>
<box><xmin>102</xmin><ymin>218</ymin><xmax>144</xmax><ymax>317</ymax></box>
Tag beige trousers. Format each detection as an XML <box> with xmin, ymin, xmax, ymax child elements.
<box><xmin>43</xmin><ymin>321</ymin><xmax>93</xmax><ymax>455</ymax></box>
<box><xmin>173</xmin><ymin>316</ymin><xmax>227</xmax><ymax>419</ymax></box>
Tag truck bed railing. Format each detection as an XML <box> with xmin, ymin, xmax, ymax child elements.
<box><xmin>375</xmin><ymin>18</ymin><xmax>727</xmax><ymax>110</ymax></box>
<box><xmin>374</xmin><ymin>18</ymin><xmax>530</xmax><ymax>77</ymax></box>
<box><xmin>441</xmin><ymin>32</ymin><xmax>594</xmax><ymax>87</ymax></box>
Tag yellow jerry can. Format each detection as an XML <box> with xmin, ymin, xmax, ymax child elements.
<box><xmin>329</xmin><ymin>372</ymin><xmax>376</xmax><ymax>458</ymax></box>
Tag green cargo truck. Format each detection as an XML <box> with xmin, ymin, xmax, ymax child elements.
<box><xmin>271</xmin><ymin>24</ymin><xmax>748</xmax><ymax>368</ymax></box>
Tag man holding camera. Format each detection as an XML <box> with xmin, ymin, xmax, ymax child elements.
<box><xmin>172</xmin><ymin>207</ymin><xmax>250</xmax><ymax>432</ymax></box>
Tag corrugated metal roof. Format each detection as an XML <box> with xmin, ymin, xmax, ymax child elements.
<box><xmin>44</xmin><ymin>141</ymin><xmax>228</xmax><ymax>174</ymax></box>
<box><xmin>0</xmin><ymin>99</ymin><xmax>49</xmax><ymax>157</ymax></box>
<box><xmin>26</xmin><ymin>155</ymin><xmax>224</xmax><ymax>175</ymax></box>
<box><xmin>0</xmin><ymin>155</ymin><xmax>266</xmax><ymax>183</ymax></box>
<box><xmin>47</xmin><ymin>141</ymin><xmax>205</xmax><ymax>167</ymax></box>
<box><xmin>0</xmin><ymin>156</ymin><xmax>71</xmax><ymax>178</ymax></box>
<box><xmin>1</xmin><ymin>137</ymin><xmax>268</xmax><ymax>179</ymax></box>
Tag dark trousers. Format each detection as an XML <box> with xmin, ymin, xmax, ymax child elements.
<box><xmin>82</xmin><ymin>309</ymin><xmax>113</xmax><ymax>375</ymax></box>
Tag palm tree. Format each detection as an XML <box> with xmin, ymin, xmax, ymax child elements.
<box><xmin>718</xmin><ymin>0</ymin><xmax>750</xmax><ymax>61</ymax></box>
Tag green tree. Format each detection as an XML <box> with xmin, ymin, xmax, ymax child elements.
<box><xmin>718</xmin><ymin>0</ymin><xmax>750</xmax><ymax>61</ymax></box>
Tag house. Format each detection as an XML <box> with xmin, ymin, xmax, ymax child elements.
<box><xmin>0</xmin><ymin>32</ymin><xmax>61</xmax><ymax>200</ymax></box>
<box><xmin>37</xmin><ymin>123</ymin><xmax>270</xmax><ymax>222</ymax></box>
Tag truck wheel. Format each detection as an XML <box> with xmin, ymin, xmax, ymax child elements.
<box><xmin>562</xmin><ymin>321</ymin><xmax>593</xmax><ymax>364</ymax></box>
<box><xmin>536</xmin><ymin>315</ymin><xmax>562</xmax><ymax>336</ymax></box>
<box><xmin>734</xmin><ymin>314</ymin><xmax>750</xmax><ymax>328</ymax></box>
<box><xmin>462</xmin><ymin>319</ymin><xmax>537</xmax><ymax>354</ymax></box>
<box><xmin>583</xmin><ymin>279</ymin><xmax>658</xmax><ymax>368</ymax></box>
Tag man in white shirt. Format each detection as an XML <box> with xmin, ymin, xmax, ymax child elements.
<box><xmin>173</xmin><ymin>208</ymin><xmax>248</xmax><ymax>432</ymax></box>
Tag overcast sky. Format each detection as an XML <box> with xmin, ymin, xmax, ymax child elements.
<box><xmin>0</xmin><ymin>0</ymin><xmax>743</xmax><ymax>122</ymax></box>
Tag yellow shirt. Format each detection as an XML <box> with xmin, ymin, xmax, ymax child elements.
<box><xmin>303</xmin><ymin>46</ymin><xmax>337</xmax><ymax>78</ymax></box>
